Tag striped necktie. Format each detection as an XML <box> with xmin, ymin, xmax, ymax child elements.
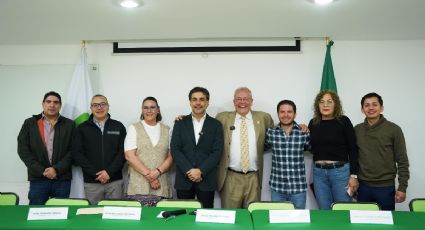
<box><xmin>240</xmin><ymin>116</ymin><xmax>250</xmax><ymax>173</ymax></box>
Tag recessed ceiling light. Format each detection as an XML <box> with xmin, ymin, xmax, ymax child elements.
<box><xmin>314</xmin><ymin>0</ymin><xmax>334</xmax><ymax>5</ymax></box>
<box><xmin>118</xmin><ymin>0</ymin><xmax>141</xmax><ymax>8</ymax></box>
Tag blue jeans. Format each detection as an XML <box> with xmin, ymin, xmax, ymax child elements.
<box><xmin>357</xmin><ymin>182</ymin><xmax>395</xmax><ymax>211</ymax></box>
<box><xmin>271</xmin><ymin>190</ymin><xmax>306</xmax><ymax>209</ymax></box>
<box><xmin>313</xmin><ymin>163</ymin><xmax>352</xmax><ymax>210</ymax></box>
<box><xmin>28</xmin><ymin>180</ymin><xmax>71</xmax><ymax>205</ymax></box>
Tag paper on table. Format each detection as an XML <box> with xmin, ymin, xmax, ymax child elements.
<box><xmin>76</xmin><ymin>207</ymin><xmax>104</xmax><ymax>215</ymax></box>
<box><xmin>195</xmin><ymin>209</ymin><xmax>236</xmax><ymax>224</ymax></box>
<box><xmin>102</xmin><ymin>206</ymin><xmax>141</xmax><ymax>220</ymax></box>
<box><xmin>269</xmin><ymin>210</ymin><xmax>310</xmax><ymax>223</ymax></box>
<box><xmin>350</xmin><ymin>210</ymin><xmax>393</xmax><ymax>225</ymax></box>
<box><xmin>27</xmin><ymin>207</ymin><xmax>68</xmax><ymax>220</ymax></box>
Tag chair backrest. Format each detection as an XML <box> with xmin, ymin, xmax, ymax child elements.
<box><xmin>45</xmin><ymin>198</ymin><xmax>90</xmax><ymax>206</ymax></box>
<box><xmin>331</xmin><ymin>202</ymin><xmax>380</xmax><ymax>211</ymax></box>
<box><xmin>0</xmin><ymin>192</ymin><xmax>19</xmax><ymax>205</ymax></box>
<box><xmin>97</xmin><ymin>200</ymin><xmax>141</xmax><ymax>207</ymax></box>
<box><xmin>247</xmin><ymin>201</ymin><xmax>295</xmax><ymax>212</ymax></box>
<box><xmin>410</xmin><ymin>198</ymin><xmax>425</xmax><ymax>212</ymax></box>
<box><xmin>156</xmin><ymin>199</ymin><xmax>202</xmax><ymax>208</ymax></box>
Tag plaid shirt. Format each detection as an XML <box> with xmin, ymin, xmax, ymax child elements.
<box><xmin>265</xmin><ymin>122</ymin><xmax>310</xmax><ymax>194</ymax></box>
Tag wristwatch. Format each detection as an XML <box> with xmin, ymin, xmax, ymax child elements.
<box><xmin>350</xmin><ymin>174</ymin><xmax>358</xmax><ymax>179</ymax></box>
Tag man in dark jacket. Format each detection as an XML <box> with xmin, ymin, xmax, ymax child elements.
<box><xmin>18</xmin><ymin>91</ymin><xmax>75</xmax><ymax>205</ymax></box>
<box><xmin>170</xmin><ymin>87</ymin><xmax>223</xmax><ymax>208</ymax></box>
<box><xmin>73</xmin><ymin>94</ymin><xmax>126</xmax><ymax>205</ymax></box>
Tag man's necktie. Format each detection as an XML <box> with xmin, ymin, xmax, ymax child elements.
<box><xmin>240</xmin><ymin>116</ymin><xmax>250</xmax><ymax>173</ymax></box>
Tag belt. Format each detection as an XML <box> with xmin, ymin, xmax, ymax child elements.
<box><xmin>228</xmin><ymin>168</ymin><xmax>256</xmax><ymax>174</ymax></box>
<box><xmin>315</xmin><ymin>162</ymin><xmax>346</xmax><ymax>169</ymax></box>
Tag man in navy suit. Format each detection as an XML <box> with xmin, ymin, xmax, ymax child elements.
<box><xmin>170</xmin><ymin>87</ymin><xmax>224</xmax><ymax>208</ymax></box>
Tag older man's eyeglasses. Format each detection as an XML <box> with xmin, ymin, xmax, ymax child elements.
<box><xmin>234</xmin><ymin>97</ymin><xmax>251</xmax><ymax>102</ymax></box>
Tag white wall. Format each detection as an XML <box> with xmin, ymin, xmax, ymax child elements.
<box><xmin>1</xmin><ymin>40</ymin><xmax>424</xmax><ymax>210</ymax></box>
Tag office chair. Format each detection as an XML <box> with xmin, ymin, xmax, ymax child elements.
<box><xmin>409</xmin><ymin>198</ymin><xmax>425</xmax><ymax>212</ymax></box>
<box><xmin>156</xmin><ymin>199</ymin><xmax>202</xmax><ymax>208</ymax></box>
<box><xmin>331</xmin><ymin>202</ymin><xmax>380</xmax><ymax>211</ymax></box>
<box><xmin>247</xmin><ymin>201</ymin><xmax>295</xmax><ymax>212</ymax></box>
<box><xmin>0</xmin><ymin>192</ymin><xmax>19</xmax><ymax>205</ymax></box>
<box><xmin>45</xmin><ymin>198</ymin><xmax>90</xmax><ymax>206</ymax></box>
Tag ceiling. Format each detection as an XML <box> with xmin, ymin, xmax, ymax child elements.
<box><xmin>1</xmin><ymin>0</ymin><xmax>424</xmax><ymax>45</ymax></box>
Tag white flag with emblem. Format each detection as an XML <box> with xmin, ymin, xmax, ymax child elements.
<box><xmin>61</xmin><ymin>45</ymin><xmax>93</xmax><ymax>198</ymax></box>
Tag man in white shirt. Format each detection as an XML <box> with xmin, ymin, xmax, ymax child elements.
<box><xmin>216</xmin><ymin>87</ymin><xmax>274</xmax><ymax>208</ymax></box>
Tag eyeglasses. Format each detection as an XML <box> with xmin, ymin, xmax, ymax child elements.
<box><xmin>319</xmin><ymin>100</ymin><xmax>334</xmax><ymax>106</ymax></box>
<box><xmin>143</xmin><ymin>106</ymin><xmax>158</xmax><ymax>111</ymax></box>
<box><xmin>91</xmin><ymin>102</ymin><xmax>109</xmax><ymax>108</ymax></box>
<box><xmin>234</xmin><ymin>97</ymin><xmax>252</xmax><ymax>102</ymax></box>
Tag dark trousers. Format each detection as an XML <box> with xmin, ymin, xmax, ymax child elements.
<box><xmin>29</xmin><ymin>180</ymin><xmax>71</xmax><ymax>205</ymax></box>
<box><xmin>176</xmin><ymin>183</ymin><xmax>215</xmax><ymax>208</ymax></box>
<box><xmin>357</xmin><ymin>181</ymin><xmax>396</xmax><ymax>211</ymax></box>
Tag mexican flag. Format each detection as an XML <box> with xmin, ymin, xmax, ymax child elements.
<box><xmin>61</xmin><ymin>46</ymin><xmax>93</xmax><ymax>198</ymax></box>
<box><xmin>320</xmin><ymin>40</ymin><xmax>338</xmax><ymax>93</ymax></box>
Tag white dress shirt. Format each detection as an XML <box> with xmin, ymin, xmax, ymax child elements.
<box><xmin>192</xmin><ymin>114</ymin><xmax>206</xmax><ymax>144</ymax></box>
<box><xmin>229</xmin><ymin>111</ymin><xmax>258</xmax><ymax>171</ymax></box>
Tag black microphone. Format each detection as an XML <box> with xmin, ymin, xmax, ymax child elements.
<box><xmin>199</xmin><ymin>131</ymin><xmax>203</xmax><ymax>135</ymax></box>
<box><xmin>230</xmin><ymin>126</ymin><xmax>235</xmax><ymax>130</ymax></box>
<box><xmin>162</xmin><ymin>209</ymin><xmax>187</xmax><ymax>218</ymax></box>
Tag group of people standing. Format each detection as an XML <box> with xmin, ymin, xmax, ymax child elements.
<box><xmin>17</xmin><ymin>87</ymin><xmax>409</xmax><ymax>211</ymax></box>
<box><xmin>265</xmin><ymin>90</ymin><xmax>409</xmax><ymax>211</ymax></box>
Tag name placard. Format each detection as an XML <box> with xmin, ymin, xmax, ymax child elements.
<box><xmin>102</xmin><ymin>206</ymin><xmax>141</xmax><ymax>220</ymax></box>
<box><xmin>27</xmin><ymin>207</ymin><xmax>68</xmax><ymax>220</ymax></box>
<box><xmin>269</xmin><ymin>210</ymin><xmax>311</xmax><ymax>223</ymax></box>
<box><xmin>76</xmin><ymin>207</ymin><xmax>104</xmax><ymax>215</ymax></box>
<box><xmin>195</xmin><ymin>209</ymin><xmax>236</xmax><ymax>224</ymax></box>
<box><xmin>350</xmin><ymin>210</ymin><xmax>393</xmax><ymax>225</ymax></box>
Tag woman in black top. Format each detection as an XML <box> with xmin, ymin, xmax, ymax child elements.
<box><xmin>308</xmin><ymin>90</ymin><xmax>358</xmax><ymax>210</ymax></box>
